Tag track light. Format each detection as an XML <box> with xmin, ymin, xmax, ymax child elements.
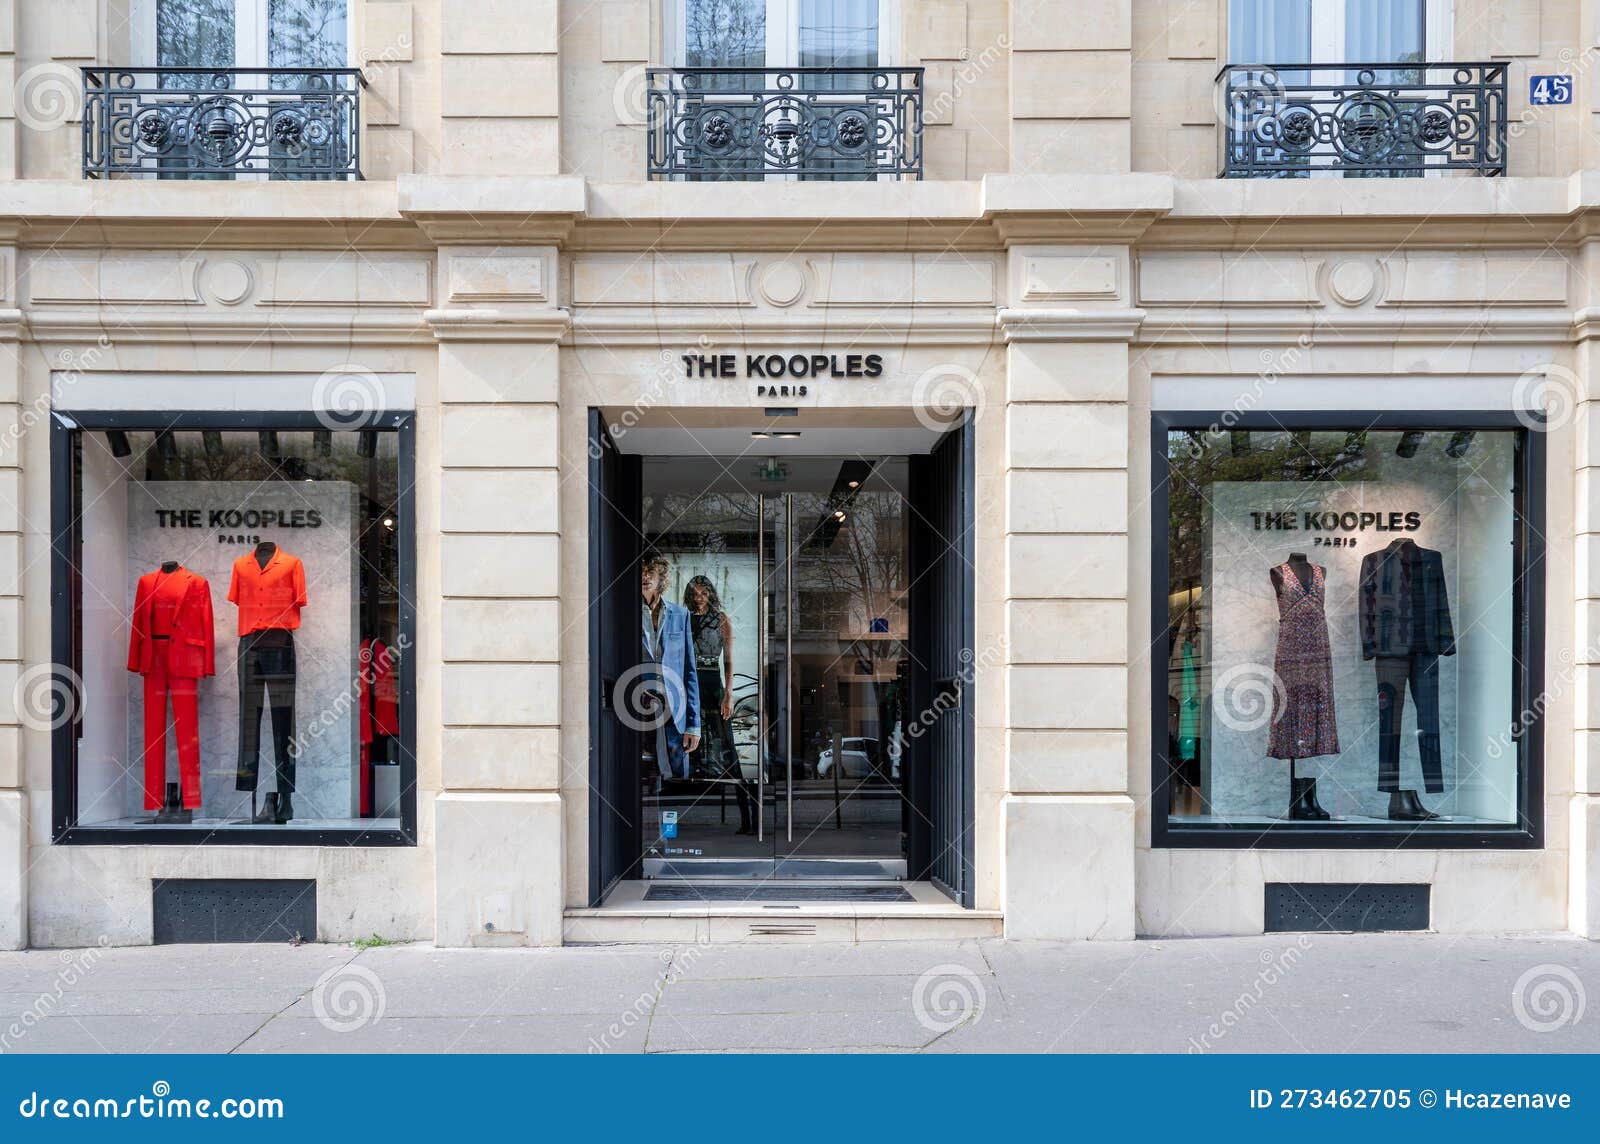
<box><xmin>313</xmin><ymin>429</ymin><xmax>332</xmax><ymax>458</ymax></box>
<box><xmin>106</xmin><ymin>431</ymin><xmax>131</xmax><ymax>458</ymax></box>
<box><xmin>1396</xmin><ymin>430</ymin><xmax>1426</xmax><ymax>458</ymax></box>
<box><xmin>258</xmin><ymin>431</ymin><xmax>281</xmax><ymax>460</ymax></box>
<box><xmin>155</xmin><ymin>431</ymin><xmax>179</xmax><ymax>463</ymax></box>
<box><xmin>358</xmin><ymin>430</ymin><xmax>378</xmax><ymax>458</ymax></box>
<box><xmin>202</xmin><ymin>431</ymin><xmax>224</xmax><ymax>458</ymax></box>
<box><xmin>1445</xmin><ymin>430</ymin><xmax>1476</xmax><ymax>458</ymax></box>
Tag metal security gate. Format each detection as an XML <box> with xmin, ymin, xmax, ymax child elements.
<box><xmin>907</xmin><ymin>419</ymin><xmax>975</xmax><ymax>906</ymax></box>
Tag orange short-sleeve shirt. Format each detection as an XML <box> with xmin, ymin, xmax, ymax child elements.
<box><xmin>228</xmin><ymin>549</ymin><xmax>308</xmax><ymax>635</ymax></box>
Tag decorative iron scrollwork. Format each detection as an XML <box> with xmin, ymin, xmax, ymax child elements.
<box><xmin>648</xmin><ymin>66</ymin><xmax>922</xmax><ymax>180</ymax></box>
<box><xmin>1217</xmin><ymin>62</ymin><xmax>1506</xmax><ymax>177</ymax></box>
<box><xmin>82</xmin><ymin>67</ymin><xmax>363</xmax><ymax>179</ymax></box>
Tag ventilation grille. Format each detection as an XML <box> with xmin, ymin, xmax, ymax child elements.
<box><xmin>645</xmin><ymin>884</ymin><xmax>913</xmax><ymax>904</ymax></box>
<box><xmin>1264</xmin><ymin>882</ymin><xmax>1429</xmax><ymax>933</ymax></box>
<box><xmin>152</xmin><ymin>878</ymin><xmax>316</xmax><ymax>945</ymax></box>
<box><xmin>747</xmin><ymin>922</ymin><xmax>818</xmax><ymax>937</ymax></box>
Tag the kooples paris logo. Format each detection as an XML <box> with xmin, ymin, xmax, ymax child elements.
<box><xmin>681</xmin><ymin>352</ymin><xmax>884</xmax><ymax>398</ymax></box>
<box><xmin>153</xmin><ymin>507</ymin><xmax>324</xmax><ymax>546</ymax></box>
<box><xmin>1251</xmin><ymin>509</ymin><xmax>1422</xmax><ymax>550</ymax></box>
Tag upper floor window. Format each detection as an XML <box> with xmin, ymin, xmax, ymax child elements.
<box><xmin>85</xmin><ymin>0</ymin><xmax>360</xmax><ymax>179</ymax></box>
<box><xmin>1220</xmin><ymin>0</ymin><xmax>1504</xmax><ymax>179</ymax></box>
<box><xmin>650</xmin><ymin>1</ymin><xmax>921</xmax><ymax>181</ymax></box>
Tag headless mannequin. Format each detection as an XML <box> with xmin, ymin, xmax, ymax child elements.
<box><xmin>153</xmin><ymin>559</ymin><xmax>189</xmax><ymax>821</ymax></box>
<box><xmin>1374</xmin><ymin>538</ymin><xmax>1441</xmax><ymax>822</ymax></box>
<box><xmin>254</xmin><ymin>540</ymin><xmax>275</xmax><ymax>569</ymax></box>
<box><xmin>1269</xmin><ymin>552</ymin><xmax>1332</xmax><ymax>822</ymax></box>
<box><xmin>244</xmin><ymin>540</ymin><xmax>291</xmax><ymax>824</ymax></box>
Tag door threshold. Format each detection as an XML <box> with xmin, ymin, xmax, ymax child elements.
<box><xmin>642</xmin><ymin>857</ymin><xmax>908</xmax><ymax>880</ymax></box>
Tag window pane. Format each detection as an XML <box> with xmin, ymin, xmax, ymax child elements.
<box><xmin>1344</xmin><ymin>0</ymin><xmax>1423</xmax><ymax>64</ymax></box>
<box><xmin>269</xmin><ymin>0</ymin><xmax>349</xmax><ymax>69</ymax></box>
<box><xmin>157</xmin><ymin>0</ymin><xmax>235</xmax><ymax>69</ymax></box>
<box><xmin>1228</xmin><ymin>0</ymin><xmax>1311</xmax><ymax>63</ymax></box>
<box><xmin>798</xmin><ymin>0</ymin><xmax>879</xmax><ymax>68</ymax></box>
<box><xmin>684</xmin><ymin>0</ymin><xmax>767</xmax><ymax>67</ymax></box>
<box><xmin>1165</xmin><ymin>427</ymin><xmax>1521</xmax><ymax>831</ymax></box>
<box><xmin>72</xmin><ymin>427</ymin><xmax>403</xmax><ymax>833</ymax></box>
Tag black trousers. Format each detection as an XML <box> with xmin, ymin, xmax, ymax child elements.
<box><xmin>236</xmin><ymin>629</ymin><xmax>297</xmax><ymax>793</ymax></box>
<box><xmin>1374</xmin><ymin>653</ymin><xmax>1442</xmax><ymax>794</ymax></box>
<box><xmin>693</xmin><ymin>669</ymin><xmax>753</xmax><ymax>829</ymax></box>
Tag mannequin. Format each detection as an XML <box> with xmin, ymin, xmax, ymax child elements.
<box><xmin>1267</xmin><ymin>552</ymin><xmax>1336</xmax><ymax>820</ymax></box>
<box><xmin>1359</xmin><ymin>536</ymin><xmax>1454</xmax><ymax>821</ymax></box>
<box><xmin>230</xmin><ymin>540</ymin><xmax>308</xmax><ymax>825</ymax></box>
<box><xmin>128</xmin><ymin>559</ymin><xmax>215</xmax><ymax>821</ymax></box>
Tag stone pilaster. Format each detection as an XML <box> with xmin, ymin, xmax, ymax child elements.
<box><xmin>0</xmin><ymin>251</ymin><xmax>21</xmax><ymax>948</ymax></box>
<box><xmin>427</xmin><ymin>246</ymin><xmax>567</xmax><ymax>947</ymax></box>
<box><xmin>1574</xmin><ymin>237</ymin><xmax>1600</xmax><ymax>939</ymax></box>
<box><xmin>999</xmin><ymin>245</ymin><xmax>1140</xmax><ymax>939</ymax></box>
<box><xmin>1008</xmin><ymin>0</ymin><xmax>1131</xmax><ymax>173</ymax></box>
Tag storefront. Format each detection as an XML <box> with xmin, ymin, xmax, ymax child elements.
<box><xmin>1</xmin><ymin>180</ymin><xmax>1593</xmax><ymax>949</ymax></box>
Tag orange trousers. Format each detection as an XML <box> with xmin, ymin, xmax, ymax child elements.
<box><xmin>141</xmin><ymin>665</ymin><xmax>201</xmax><ymax>810</ymax></box>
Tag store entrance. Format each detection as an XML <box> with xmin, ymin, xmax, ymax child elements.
<box><xmin>588</xmin><ymin>412</ymin><xmax>974</xmax><ymax>901</ymax></box>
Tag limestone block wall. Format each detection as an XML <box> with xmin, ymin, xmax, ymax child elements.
<box><xmin>0</xmin><ymin>242</ymin><xmax>20</xmax><ymax>948</ymax></box>
<box><xmin>431</xmin><ymin>246</ymin><xmax>566</xmax><ymax>946</ymax></box>
<box><xmin>1009</xmin><ymin>0</ymin><xmax>1132</xmax><ymax>173</ymax></box>
<box><xmin>999</xmin><ymin>246</ymin><xmax>1138</xmax><ymax>939</ymax></box>
<box><xmin>439</xmin><ymin>0</ymin><xmax>560</xmax><ymax>175</ymax></box>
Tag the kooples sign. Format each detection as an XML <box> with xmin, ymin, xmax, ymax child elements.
<box><xmin>681</xmin><ymin>351</ymin><xmax>884</xmax><ymax>398</ymax></box>
<box><xmin>153</xmin><ymin>507</ymin><xmax>325</xmax><ymax>545</ymax></box>
<box><xmin>1251</xmin><ymin>509</ymin><xmax>1422</xmax><ymax>550</ymax></box>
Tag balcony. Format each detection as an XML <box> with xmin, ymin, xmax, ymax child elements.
<box><xmin>82</xmin><ymin>67</ymin><xmax>363</xmax><ymax>180</ymax></box>
<box><xmin>1217</xmin><ymin>62</ymin><xmax>1506</xmax><ymax>178</ymax></box>
<box><xmin>647</xmin><ymin>67</ymin><xmax>923</xmax><ymax>181</ymax></box>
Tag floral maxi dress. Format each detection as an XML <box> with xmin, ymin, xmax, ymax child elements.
<box><xmin>1267</xmin><ymin>561</ymin><xmax>1340</xmax><ymax>760</ymax></box>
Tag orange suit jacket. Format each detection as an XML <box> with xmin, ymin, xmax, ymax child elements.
<box><xmin>127</xmin><ymin>567</ymin><xmax>216</xmax><ymax>679</ymax></box>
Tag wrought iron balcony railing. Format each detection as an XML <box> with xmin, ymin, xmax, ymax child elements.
<box><xmin>83</xmin><ymin>67</ymin><xmax>363</xmax><ymax>180</ymax></box>
<box><xmin>647</xmin><ymin>67</ymin><xmax>923</xmax><ymax>180</ymax></box>
<box><xmin>1218</xmin><ymin>62</ymin><xmax>1506</xmax><ymax>178</ymax></box>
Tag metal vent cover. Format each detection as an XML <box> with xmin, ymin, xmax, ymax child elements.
<box><xmin>644</xmin><ymin>884</ymin><xmax>913</xmax><ymax>904</ymax></box>
<box><xmin>1264</xmin><ymin>882</ymin><xmax>1429</xmax><ymax>933</ymax></box>
<box><xmin>747</xmin><ymin>922</ymin><xmax>818</xmax><ymax>937</ymax></box>
<box><xmin>152</xmin><ymin>878</ymin><xmax>316</xmax><ymax>945</ymax></box>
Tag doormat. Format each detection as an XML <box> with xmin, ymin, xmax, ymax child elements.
<box><xmin>644</xmin><ymin>884</ymin><xmax>915</xmax><ymax>903</ymax></box>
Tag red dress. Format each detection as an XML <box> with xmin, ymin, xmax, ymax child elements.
<box><xmin>1266</xmin><ymin>562</ymin><xmax>1339</xmax><ymax>760</ymax></box>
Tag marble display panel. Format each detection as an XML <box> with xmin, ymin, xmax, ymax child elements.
<box><xmin>111</xmin><ymin>481</ymin><xmax>361</xmax><ymax>822</ymax></box>
<box><xmin>1203</xmin><ymin>448</ymin><xmax>1515</xmax><ymax>822</ymax></box>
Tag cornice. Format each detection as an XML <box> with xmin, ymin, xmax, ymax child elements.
<box><xmin>997</xmin><ymin>307</ymin><xmax>1146</xmax><ymax>342</ymax></box>
<box><xmin>423</xmin><ymin>307</ymin><xmax>572</xmax><ymax>342</ymax></box>
<box><xmin>568</xmin><ymin>308</ymin><xmax>999</xmax><ymax>346</ymax></box>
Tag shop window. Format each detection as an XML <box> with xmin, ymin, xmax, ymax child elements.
<box><xmin>1154</xmin><ymin>415</ymin><xmax>1542</xmax><ymax>847</ymax></box>
<box><xmin>50</xmin><ymin>413</ymin><xmax>414</xmax><ymax>844</ymax></box>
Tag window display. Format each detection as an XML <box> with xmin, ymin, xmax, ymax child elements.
<box><xmin>1157</xmin><ymin>419</ymin><xmax>1541</xmax><ymax>843</ymax></box>
<box><xmin>53</xmin><ymin>417</ymin><xmax>412</xmax><ymax>841</ymax></box>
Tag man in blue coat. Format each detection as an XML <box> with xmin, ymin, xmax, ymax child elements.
<box><xmin>641</xmin><ymin>553</ymin><xmax>701</xmax><ymax>781</ymax></box>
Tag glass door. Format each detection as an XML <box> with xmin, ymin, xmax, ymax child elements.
<box><xmin>637</xmin><ymin>456</ymin><xmax>911</xmax><ymax>879</ymax></box>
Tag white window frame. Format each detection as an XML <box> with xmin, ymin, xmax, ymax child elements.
<box><xmin>665</xmin><ymin>0</ymin><xmax>901</xmax><ymax>68</ymax></box>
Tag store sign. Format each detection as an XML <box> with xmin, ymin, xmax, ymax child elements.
<box><xmin>680</xmin><ymin>351</ymin><xmax>884</xmax><ymax>398</ymax></box>
<box><xmin>1250</xmin><ymin>509</ymin><xmax>1422</xmax><ymax>549</ymax></box>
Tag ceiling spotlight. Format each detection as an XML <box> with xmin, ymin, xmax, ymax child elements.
<box><xmin>202</xmin><ymin>431</ymin><xmax>224</xmax><ymax>458</ymax></box>
<box><xmin>774</xmin><ymin>431</ymin><xmax>802</xmax><ymax>439</ymax></box>
<box><xmin>847</xmin><ymin>480</ymin><xmax>860</xmax><ymax>488</ymax></box>
<box><xmin>1395</xmin><ymin>430</ymin><xmax>1426</xmax><ymax>459</ymax></box>
<box><xmin>258</xmin><ymin>430</ymin><xmax>281</xmax><ymax>460</ymax></box>
<box><xmin>359</xmin><ymin>430</ymin><xmax>378</xmax><ymax>458</ymax></box>
<box><xmin>155</xmin><ymin>431</ymin><xmax>179</xmax><ymax>462</ymax></box>
<box><xmin>1445</xmin><ymin>430</ymin><xmax>1477</xmax><ymax>458</ymax></box>
<box><xmin>833</xmin><ymin>510</ymin><xmax>847</xmax><ymax>521</ymax></box>
<box><xmin>751</xmin><ymin>431</ymin><xmax>771</xmax><ymax>439</ymax></box>
<box><xmin>313</xmin><ymin>429</ymin><xmax>333</xmax><ymax>458</ymax></box>
<box><xmin>381</xmin><ymin>516</ymin><xmax>396</xmax><ymax>531</ymax></box>
<box><xmin>106</xmin><ymin>431</ymin><xmax>131</xmax><ymax>458</ymax></box>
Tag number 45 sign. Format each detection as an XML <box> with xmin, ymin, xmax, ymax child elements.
<box><xmin>1530</xmin><ymin>75</ymin><xmax>1572</xmax><ymax>105</ymax></box>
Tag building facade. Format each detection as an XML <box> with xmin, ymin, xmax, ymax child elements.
<box><xmin>0</xmin><ymin>0</ymin><xmax>1597</xmax><ymax>948</ymax></box>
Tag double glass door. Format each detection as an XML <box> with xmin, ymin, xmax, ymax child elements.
<box><xmin>639</xmin><ymin>457</ymin><xmax>910</xmax><ymax>877</ymax></box>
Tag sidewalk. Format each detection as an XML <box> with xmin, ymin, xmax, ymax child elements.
<box><xmin>1</xmin><ymin>933</ymin><xmax>1596</xmax><ymax>1053</ymax></box>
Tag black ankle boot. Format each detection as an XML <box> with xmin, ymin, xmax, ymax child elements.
<box><xmin>274</xmin><ymin>793</ymin><xmax>293</xmax><ymax>824</ymax></box>
<box><xmin>1387</xmin><ymin>789</ymin><xmax>1438</xmax><ymax>821</ymax></box>
<box><xmin>1289</xmin><ymin>777</ymin><xmax>1331</xmax><ymax>821</ymax></box>
<box><xmin>253</xmin><ymin>792</ymin><xmax>279</xmax><ymax>824</ymax></box>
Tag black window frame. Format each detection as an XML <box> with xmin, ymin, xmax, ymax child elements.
<box><xmin>49</xmin><ymin>409</ymin><xmax>418</xmax><ymax>847</ymax></box>
<box><xmin>1150</xmin><ymin>409</ymin><xmax>1545</xmax><ymax>850</ymax></box>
